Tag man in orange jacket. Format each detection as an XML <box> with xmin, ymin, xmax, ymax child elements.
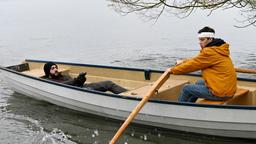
<box><xmin>169</xmin><ymin>26</ymin><xmax>237</xmax><ymax>102</ymax></box>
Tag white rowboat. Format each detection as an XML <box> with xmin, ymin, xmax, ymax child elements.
<box><xmin>1</xmin><ymin>59</ymin><xmax>256</xmax><ymax>139</ymax></box>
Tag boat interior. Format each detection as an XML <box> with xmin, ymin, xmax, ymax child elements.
<box><xmin>6</xmin><ymin>61</ymin><xmax>256</xmax><ymax>106</ymax></box>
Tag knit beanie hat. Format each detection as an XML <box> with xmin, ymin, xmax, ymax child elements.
<box><xmin>44</xmin><ymin>62</ymin><xmax>57</xmax><ymax>78</ymax></box>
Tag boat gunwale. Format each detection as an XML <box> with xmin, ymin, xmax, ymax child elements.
<box><xmin>0</xmin><ymin>59</ymin><xmax>256</xmax><ymax>110</ymax></box>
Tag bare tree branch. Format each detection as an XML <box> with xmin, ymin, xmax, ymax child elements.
<box><xmin>108</xmin><ymin>0</ymin><xmax>256</xmax><ymax>27</ymax></box>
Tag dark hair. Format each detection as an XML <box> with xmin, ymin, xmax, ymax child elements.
<box><xmin>198</xmin><ymin>26</ymin><xmax>215</xmax><ymax>34</ymax></box>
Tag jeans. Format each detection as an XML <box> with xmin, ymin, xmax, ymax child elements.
<box><xmin>84</xmin><ymin>80</ymin><xmax>127</xmax><ymax>94</ymax></box>
<box><xmin>178</xmin><ymin>80</ymin><xmax>229</xmax><ymax>102</ymax></box>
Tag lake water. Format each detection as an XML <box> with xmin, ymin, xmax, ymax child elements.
<box><xmin>0</xmin><ymin>0</ymin><xmax>256</xmax><ymax>143</ymax></box>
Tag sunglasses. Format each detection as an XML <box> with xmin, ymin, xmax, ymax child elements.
<box><xmin>50</xmin><ymin>65</ymin><xmax>58</xmax><ymax>70</ymax></box>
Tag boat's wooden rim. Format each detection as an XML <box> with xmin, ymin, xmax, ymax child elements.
<box><xmin>1</xmin><ymin>59</ymin><xmax>256</xmax><ymax>110</ymax></box>
<box><xmin>24</xmin><ymin>59</ymin><xmax>256</xmax><ymax>82</ymax></box>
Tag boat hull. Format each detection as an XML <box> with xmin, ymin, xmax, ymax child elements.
<box><xmin>1</xmin><ymin>68</ymin><xmax>256</xmax><ymax>139</ymax></box>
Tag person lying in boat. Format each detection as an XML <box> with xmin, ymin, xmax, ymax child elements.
<box><xmin>168</xmin><ymin>26</ymin><xmax>237</xmax><ymax>103</ymax></box>
<box><xmin>43</xmin><ymin>62</ymin><xmax>127</xmax><ymax>94</ymax></box>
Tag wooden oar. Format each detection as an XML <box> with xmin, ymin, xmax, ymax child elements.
<box><xmin>235</xmin><ymin>68</ymin><xmax>256</xmax><ymax>74</ymax></box>
<box><xmin>109</xmin><ymin>70</ymin><xmax>170</xmax><ymax>144</ymax></box>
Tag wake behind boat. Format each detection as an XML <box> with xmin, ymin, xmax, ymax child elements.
<box><xmin>0</xmin><ymin>59</ymin><xmax>256</xmax><ymax>139</ymax></box>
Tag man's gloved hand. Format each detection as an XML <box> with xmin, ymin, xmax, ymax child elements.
<box><xmin>73</xmin><ymin>72</ymin><xmax>87</xmax><ymax>87</ymax></box>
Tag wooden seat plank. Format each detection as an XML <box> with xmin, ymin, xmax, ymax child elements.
<box><xmin>196</xmin><ymin>88</ymin><xmax>249</xmax><ymax>105</ymax></box>
<box><xmin>121</xmin><ymin>79</ymin><xmax>189</xmax><ymax>97</ymax></box>
<box><xmin>22</xmin><ymin>68</ymin><xmax>68</xmax><ymax>77</ymax></box>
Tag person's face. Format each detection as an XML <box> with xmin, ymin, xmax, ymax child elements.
<box><xmin>50</xmin><ymin>65</ymin><xmax>59</xmax><ymax>76</ymax></box>
<box><xmin>199</xmin><ymin>37</ymin><xmax>212</xmax><ymax>48</ymax></box>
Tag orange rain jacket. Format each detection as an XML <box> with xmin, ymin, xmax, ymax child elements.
<box><xmin>171</xmin><ymin>41</ymin><xmax>237</xmax><ymax>97</ymax></box>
